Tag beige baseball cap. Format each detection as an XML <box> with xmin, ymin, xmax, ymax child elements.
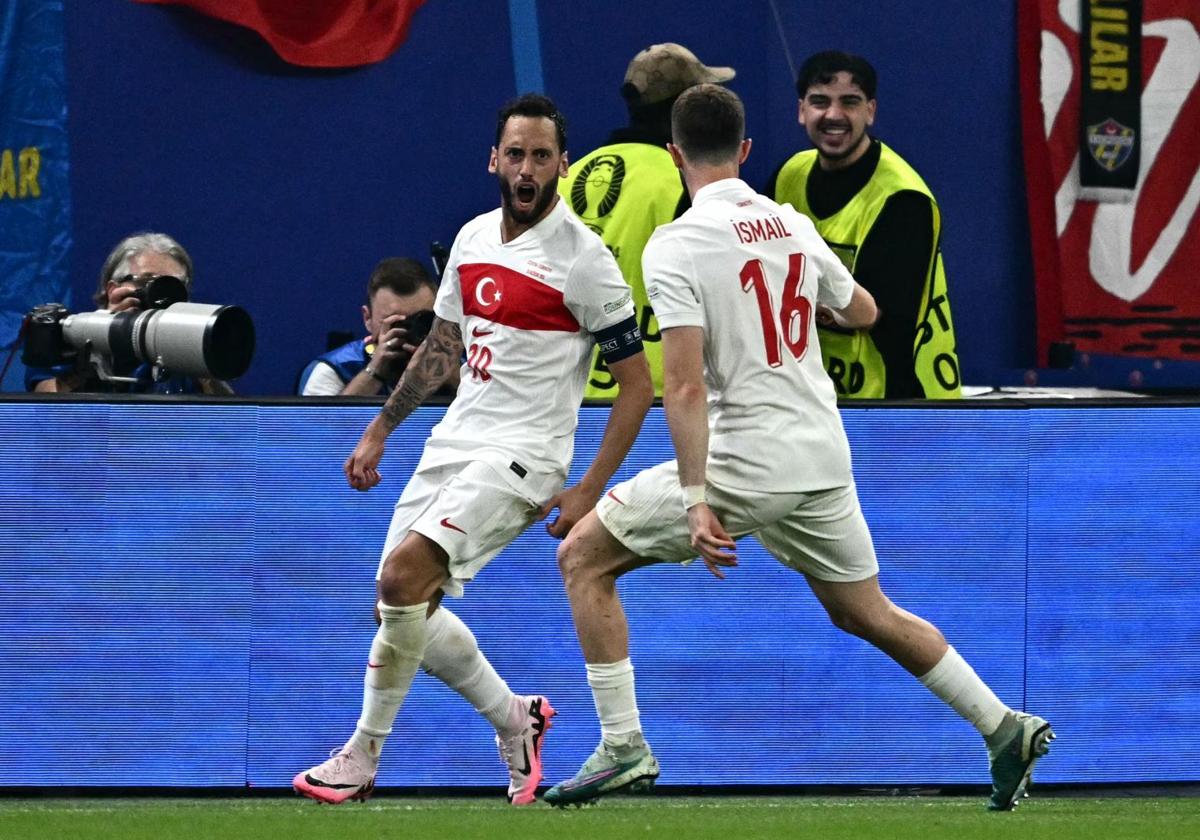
<box><xmin>623</xmin><ymin>43</ymin><xmax>736</xmax><ymax>105</ymax></box>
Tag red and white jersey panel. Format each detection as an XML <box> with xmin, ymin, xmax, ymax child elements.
<box><xmin>427</xmin><ymin>200</ymin><xmax>634</xmax><ymax>499</ymax></box>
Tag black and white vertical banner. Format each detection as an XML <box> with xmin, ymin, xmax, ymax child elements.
<box><xmin>1079</xmin><ymin>0</ymin><xmax>1143</xmax><ymax>202</ymax></box>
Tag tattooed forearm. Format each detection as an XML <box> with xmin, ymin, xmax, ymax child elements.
<box><xmin>378</xmin><ymin>318</ymin><xmax>463</xmax><ymax>432</ymax></box>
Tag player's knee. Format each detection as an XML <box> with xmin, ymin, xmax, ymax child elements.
<box><xmin>823</xmin><ymin>604</ymin><xmax>855</xmax><ymax>635</ymax></box>
<box><xmin>557</xmin><ymin>530</ymin><xmax>607</xmax><ymax>592</ymax></box>
<box><xmin>377</xmin><ymin>562</ymin><xmax>434</xmax><ymax>607</ymax></box>
<box><xmin>824</xmin><ymin>603</ymin><xmax>881</xmax><ymax>640</ymax></box>
<box><xmin>378</xmin><ymin>534</ymin><xmax>449</xmax><ymax>606</ymax></box>
<box><xmin>376</xmin><ymin>566</ymin><xmax>408</xmax><ymax>606</ymax></box>
<box><xmin>556</xmin><ymin>535</ymin><xmax>583</xmax><ymax>589</ymax></box>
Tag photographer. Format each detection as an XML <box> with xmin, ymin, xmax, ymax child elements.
<box><xmin>27</xmin><ymin>232</ymin><xmax>234</xmax><ymax>395</ymax></box>
<box><xmin>298</xmin><ymin>257</ymin><xmax>455</xmax><ymax>397</ymax></box>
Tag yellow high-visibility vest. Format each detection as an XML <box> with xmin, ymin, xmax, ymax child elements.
<box><xmin>561</xmin><ymin>142</ymin><xmax>683</xmax><ymax>399</ymax></box>
<box><xmin>774</xmin><ymin>143</ymin><xmax>961</xmax><ymax>398</ymax></box>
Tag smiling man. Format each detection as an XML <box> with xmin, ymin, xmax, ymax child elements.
<box><xmin>292</xmin><ymin>93</ymin><xmax>652</xmax><ymax>807</ymax></box>
<box><xmin>770</xmin><ymin>51</ymin><xmax>961</xmax><ymax>400</ymax></box>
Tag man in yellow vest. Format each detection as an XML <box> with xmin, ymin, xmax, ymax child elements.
<box><xmin>770</xmin><ymin>51</ymin><xmax>961</xmax><ymax>398</ymax></box>
<box><xmin>561</xmin><ymin>43</ymin><xmax>735</xmax><ymax>399</ymax></box>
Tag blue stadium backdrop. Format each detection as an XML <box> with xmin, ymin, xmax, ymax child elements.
<box><xmin>0</xmin><ymin>0</ymin><xmax>72</xmax><ymax>394</ymax></box>
<box><xmin>0</xmin><ymin>401</ymin><xmax>1197</xmax><ymax>788</ymax></box>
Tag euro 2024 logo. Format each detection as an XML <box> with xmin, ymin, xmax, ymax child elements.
<box><xmin>570</xmin><ymin>154</ymin><xmax>626</xmax><ymax>223</ymax></box>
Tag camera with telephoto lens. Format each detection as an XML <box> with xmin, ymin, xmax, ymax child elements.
<box><xmin>22</xmin><ymin>275</ymin><xmax>255</xmax><ymax>383</ymax></box>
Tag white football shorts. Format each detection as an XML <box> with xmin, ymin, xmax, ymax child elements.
<box><xmin>378</xmin><ymin>458</ymin><xmax>541</xmax><ymax>596</ymax></box>
<box><xmin>596</xmin><ymin>460</ymin><xmax>878</xmax><ymax>582</ymax></box>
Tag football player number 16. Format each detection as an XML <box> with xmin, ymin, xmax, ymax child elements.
<box><xmin>739</xmin><ymin>252</ymin><xmax>811</xmax><ymax>367</ymax></box>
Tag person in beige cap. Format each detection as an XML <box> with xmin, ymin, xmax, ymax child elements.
<box><xmin>559</xmin><ymin>43</ymin><xmax>734</xmax><ymax>401</ymax></box>
<box><xmin>623</xmin><ymin>43</ymin><xmax>735</xmax><ymax>106</ymax></box>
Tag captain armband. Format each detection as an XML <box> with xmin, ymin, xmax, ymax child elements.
<box><xmin>593</xmin><ymin>316</ymin><xmax>643</xmax><ymax>364</ymax></box>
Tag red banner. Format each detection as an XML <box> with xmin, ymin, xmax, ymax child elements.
<box><xmin>1019</xmin><ymin>0</ymin><xmax>1200</xmax><ymax>364</ymax></box>
<box><xmin>135</xmin><ymin>0</ymin><xmax>427</xmax><ymax>68</ymax></box>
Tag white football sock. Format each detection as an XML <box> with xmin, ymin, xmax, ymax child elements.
<box><xmin>586</xmin><ymin>658</ymin><xmax>642</xmax><ymax>744</ymax></box>
<box><xmin>918</xmin><ymin>645</ymin><xmax>1010</xmax><ymax>736</ymax></box>
<box><xmin>421</xmin><ymin>606</ymin><xmax>517</xmax><ymax>732</ymax></box>
<box><xmin>348</xmin><ymin>601</ymin><xmax>428</xmax><ymax>762</ymax></box>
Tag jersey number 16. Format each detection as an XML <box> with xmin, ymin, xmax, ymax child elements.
<box><xmin>739</xmin><ymin>252</ymin><xmax>811</xmax><ymax>367</ymax></box>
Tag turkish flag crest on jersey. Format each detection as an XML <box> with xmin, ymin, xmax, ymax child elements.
<box><xmin>1019</xmin><ymin>0</ymin><xmax>1200</xmax><ymax>363</ymax></box>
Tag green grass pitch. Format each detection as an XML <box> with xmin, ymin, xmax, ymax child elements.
<box><xmin>3</xmin><ymin>794</ymin><xmax>1198</xmax><ymax>840</ymax></box>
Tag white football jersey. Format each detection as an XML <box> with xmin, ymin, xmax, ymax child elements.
<box><xmin>425</xmin><ymin>199</ymin><xmax>636</xmax><ymax>500</ymax></box>
<box><xmin>644</xmin><ymin>178</ymin><xmax>855</xmax><ymax>492</ymax></box>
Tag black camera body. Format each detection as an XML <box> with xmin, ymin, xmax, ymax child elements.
<box><xmin>398</xmin><ymin>309</ymin><xmax>435</xmax><ymax>346</ymax></box>
<box><xmin>23</xmin><ymin>303</ymin><xmax>74</xmax><ymax>370</ymax></box>
<box><xmin>125</xmin><ymin>274</ymin><xmax>190</xmax><ymax>311</ymax></box>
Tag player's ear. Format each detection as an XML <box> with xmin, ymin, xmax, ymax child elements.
<box><xmin>738</xmin><ymin>138</ymin><xmax>752</xmax><ymax>164</ymax></box>
<box><xmin>667</xmin><ymin>142</ymin><xmax>685</xmax><ymax>169</ymax></box>
<box><xmin>488</xmin><ymin>147</ymin><xmax>498</xmax><ymax>174</ymax></box>
<box><xmin>865</xmin><ymin>99</ymin><xmax>877</xmax><ymax>127</ymax></box>
<box><xmin>558</xmin><ymin>151</ymin><xmax>569</xmax><ymax>178</ymax></box>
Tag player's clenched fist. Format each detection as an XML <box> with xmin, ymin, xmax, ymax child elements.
<box><xmin>344</xmin><ymin>435</ymin><xmax>385</xmax><ymax>491</ymax></box>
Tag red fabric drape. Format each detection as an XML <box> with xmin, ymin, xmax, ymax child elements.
<box><xmin>1018</xmin><ymin>0</ymin><xmax>1200</xmax><ymax>365</ymax></box>
<box><xmin>135</xmin><ymin>0</ymin><xmax>428</xmax><ymax>67</ymax></box>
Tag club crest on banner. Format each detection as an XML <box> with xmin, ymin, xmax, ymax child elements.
<box><xmin>1086</xmin><ymin>117</ymin><xmax>1137</xmax><ymax>172</ymax></box>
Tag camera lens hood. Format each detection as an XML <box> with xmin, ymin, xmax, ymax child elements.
<box><xmin>140</xmin><ymin>302</ymin><xmax>255</xmax><ymax>380</ymax></box>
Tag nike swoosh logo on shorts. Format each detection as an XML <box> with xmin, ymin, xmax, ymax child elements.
<box><xmin>606</xmin><ymin>489</ymin><xmax>626</xmax><ymax>506</ymax></box>
<box><xmin>440</xmin><ymin>517</ymin><xmax>467</xmax><ymax>534</ymax></box>
<box><xmin>472</xmin><ymin>326</ymin><xmax>494</xmax><ymax>337</ymax></box>
<box><xmin>367</xmin><ymin>662</ymin><xmax>385</xmax><ymax>669</ymax></box>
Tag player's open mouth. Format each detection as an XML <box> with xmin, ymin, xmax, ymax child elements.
<box><xmin>515</xmin><ymin>183</ymin><xmax>537</xmax><ymax>204</ymax></box>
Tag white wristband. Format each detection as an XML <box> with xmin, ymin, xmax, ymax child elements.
<box><xmin>681</xmin><ymin>484</ymin><xmax>706</xmax><ymax>509</ymax></box>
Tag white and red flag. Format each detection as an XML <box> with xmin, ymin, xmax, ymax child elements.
<box><xmin>1019</xmin><ymin>0</ymin><xmax>1200</xmax><ymax>364</ymax></box>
